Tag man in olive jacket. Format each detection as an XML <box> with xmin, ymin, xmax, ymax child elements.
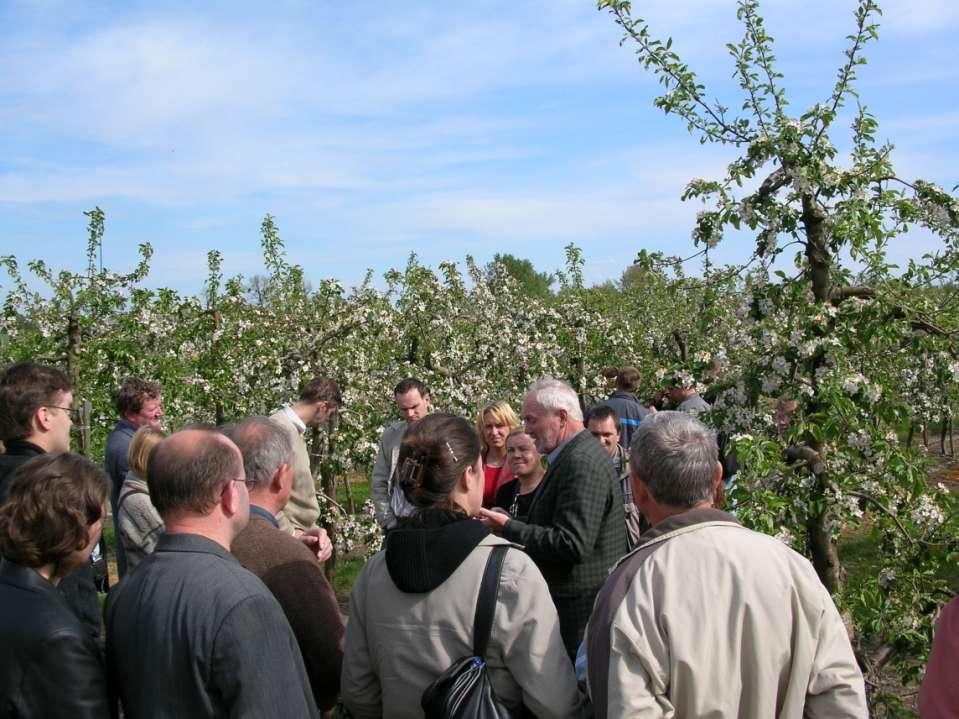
<box><xmin>480</xmin><ymin>377</ymin><xmax>626</xmax><ymax>658</ymax></box>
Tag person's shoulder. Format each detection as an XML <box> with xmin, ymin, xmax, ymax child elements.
<box><xmin>565</xmin><ymin>430</ymin><xmax>615</xmax><ymax>465</ymax></box>
<box><xmin>382</xmin><ymin>420</ymin><xmax>406</xmax><ymax>440</ymax></box>
<box><xmin>269</xmin><ymin>409</ymin><xmax>296</xmax><ymax>431</ymax></box>
<box><xmin>477</xmin><ymin>537</ymin><xmax>545</xmax><ymax>590</ymax></box>
<box><xmin>107</xmin><ymin>420</ymin><xmax>135</xmax><ymax>440</ymax></box>
<box><xmin>493</xmin><ymin>478</ymin><xmax>518</xmax><ymax>506</ymax></box>
<box><xmin>235</xmin><ymin>518</ymin><xmax>315</xmax><ymax>564</ymax></box>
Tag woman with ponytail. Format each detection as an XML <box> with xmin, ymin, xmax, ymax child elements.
<box><xmin>341</xmin><ymin>413</ymin><xmax>584</xmax><ymax>718</ymax></box>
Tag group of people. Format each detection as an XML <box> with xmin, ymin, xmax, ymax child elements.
<box><xmin>0</xmin><ymin>360</ymin><xmax>952</xmax><ymax>717</ymax></box>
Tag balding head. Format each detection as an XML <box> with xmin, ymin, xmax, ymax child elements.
<box><xmin>148</xmin><ymin>428</ymin><xmax>244</xmax><ymax>517</ymax></box>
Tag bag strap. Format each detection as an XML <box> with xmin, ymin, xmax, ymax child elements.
<box><xmin>472</xmin><ymin>544</ymin><xmax>508</xmax><ymax>659</ymax></box>
<box><xmin>117</xmin><ymin>487</ymin><xmax>148</xmax><ymax>514</ymax></box>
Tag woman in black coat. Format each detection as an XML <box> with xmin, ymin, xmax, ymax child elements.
<box><xmin>0</xmin><ymin>452</ymin><xmax>113</xmax><ymax>718</ymax></box>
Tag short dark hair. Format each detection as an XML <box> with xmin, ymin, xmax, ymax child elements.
<box><xmin>615</xmin><ymin>366</ymin><xmax>640</xmax><ymax>392</ymax></box>
<box><xmin>585</xmin><ymin>404</ymin><xmax>619</xmax><ymax>426</ymax></box>
<box><xmin>0</xmin><ymin>363</ymin><xmax>72</xmax><ymax>441</ymax></box>
<box><xmin>394</xmin><ymin>377</ymin><xmax>429</xmax><ymax>398</ymax></box>
<box><xmin>630</xmin><ymin>411</ymin><xmax>718</xmax><ymax>507</ymax></box>
<box><xmin>0</xmin><ymin>453</ymin><xmax>108</xmax><ymax>568</ymax></box>
<box><xmin>397</xmin><ymin>414</ymin><xmax>480</xmax><ymax>513</ymax></box>
<box><xmin>220</xmin><ymin>417</ymin><xmax>292</xmax><ymax>489</ymax></box>
<box><xmin>299</xmin><ymin>377</ymin><xmax>342</xmax><ymax>406</ymax></box>
<box><xmin>148</xmin><ymin>429</ymin><xmax>241</xmax><ymax>516</ymax></box>
<box><xmin>114</xmin><ymin>377</ymin><xmax>161</xmax><ymax>416</ymax></box>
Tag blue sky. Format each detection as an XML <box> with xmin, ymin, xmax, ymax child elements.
<box><xmin>1</xmin><ymin>0</ymin><xmax>957</xmax><ymax>294</ymax></box>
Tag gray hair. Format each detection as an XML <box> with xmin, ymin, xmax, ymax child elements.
<box><xmin>220</xmin><ymin>416</ymin><xmax>293</xmax><ymax>490</ymax></box>
<box><xmin>629</xmin><ymin>411</ymin><xmax>718</xmax><ymax>507</ymax></box>
<box><xmin>526</xmin><ymin>378</ymin><xmax>583</xmax><ymax>422</ymax></box>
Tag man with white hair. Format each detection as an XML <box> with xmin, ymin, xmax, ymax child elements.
<box><xmin>480</xmin><ymin>377</ymin><xmax>626</xmax><ymax>659</ymax></box>
<box><xmin>585</xmin><ymin>411</ymin><xmax>867</xmax><ymax>718</ymax></box>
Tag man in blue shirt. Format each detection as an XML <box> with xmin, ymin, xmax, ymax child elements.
<box><xmin>104</xmin><ymin>377</ymin><xmax>162</xmax><ymax>578</ymax></box>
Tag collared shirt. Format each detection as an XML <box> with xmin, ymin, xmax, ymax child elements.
<box><xmin>106</xmin><ymin>532</ymin><xmax>319</xmax><ymax>719</ymax></box>
<box><xmin>250</xmin><ymin>504</ymin><xmax>280</xmax><ymax>528</ymax></box>
<box><xmin>284</xmin><ymin>405</ymin><xmax>307</xmax><ymax>434</ymax></box>
<box><xmin>547</xmin><ymin>429</ymin><xmax>585</xmax><ymax>466</ymax></box>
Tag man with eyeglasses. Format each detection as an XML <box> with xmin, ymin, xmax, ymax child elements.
<box><xmin>270</xmin><ymin>377</ymin><xmax>341</xmax><ymax>536</ymax></box>
<box><xmin>106</xmin><ymin>428</ymin><xmax>319</xmax><ymax>718</ymax></box>
<box><xmin>225</xmin><ymin>416</ymin><xmax>344</xmax><ymax>711</ymax></box>
<box><xmin>0</xmin><ymin>362</ymin><xmax>102</xmax><ymax>640</ymax></box>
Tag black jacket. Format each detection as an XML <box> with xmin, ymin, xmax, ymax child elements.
<box><xmin>0</xmin><ymin>439</ymin><xmax>45</xmax><ymax>502</ymax></box>
<box><xmin>0</xmin><ymin>442</ymin><xmax>103</xmax><ymax>640</ymax></box>
<box><xmin>0</xmin><ymin>560</ymin><xmax>113</xmax><ymax>718</ymax></box>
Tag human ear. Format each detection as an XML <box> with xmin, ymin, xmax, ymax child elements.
<box><xmin>222</xmin><ymin>479</ymin><xmax>240</xmax><ymax>517</ymax></box>
<box><xmin>34</xmin><ymin>406</ymin><xmax>52</xmax><ymax>432</ymax></box>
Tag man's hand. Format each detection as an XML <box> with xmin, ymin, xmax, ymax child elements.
<box><xmin>294</xmin><ymin>527</ymin><xmax>333</xmax><ymax>563</ymax></box>
<box><xmin>477</xmin><ymin>507</ymin><xmax>510</xmax><ymax>533</ymax></box>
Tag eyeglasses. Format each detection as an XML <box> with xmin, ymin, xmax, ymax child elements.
<box><xmin>232</xmin><ymin>477</ymin><xmax>256</xmax><ymax>489</ymax></box>
<box><xmin>45</xmin><ymin>405</ymin><xmax>80</xmax><ymax>421</ymax></box>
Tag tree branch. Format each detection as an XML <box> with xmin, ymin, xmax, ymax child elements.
<box><xmin>785</xmin><ymin>444</ymin><xmax>826</xmax><ymax>476</ymax></box>
<box><xmin>848</xmin><ymin>491</ymin><xmax>950</xmax><ymax>548</ymax></box>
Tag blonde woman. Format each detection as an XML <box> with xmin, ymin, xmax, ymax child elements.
<box><xmin>117</xmin><ymin>425</ymin><xmax>166</xmax><ymax>569</ymax></box>
<box><xmin>476</xmin><ymin>401</ymin><xmax>519</xmax><ymax>508</ymax></box>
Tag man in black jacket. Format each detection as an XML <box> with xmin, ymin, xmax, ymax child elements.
<box><xmin>0</xmin><ymin>362</ymin><xmax>102</xmax><ymax>640</ymax></box>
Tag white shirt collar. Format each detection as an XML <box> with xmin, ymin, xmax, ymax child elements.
<box><xmin>283</xmin><ymin>405</ymin><xmax>307</xmax><ymax>434</ymax></box>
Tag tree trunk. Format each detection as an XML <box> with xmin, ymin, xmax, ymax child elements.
<box><xmin>310</xmin><ymin>425</ymin><xmax>339</xmax><ymax>583</ymax></box>
<box><xmin>66</xmin><ymin>312</ymin><xmax>89</xmax><ymax>456</ymax></box>
<box><xmin>799</xmin><ymin>193</ymin><xmax>843</xmax><ymax>593</ymax></box>
<box><xmin>343</xmin><ymin>472</ymin><xmax>356</xmax><ymax>513</ymax></box>
<box><xmin>807</xmin><ymin>510</ymin><xmax>841</xmax><ymax>593</ymax></box>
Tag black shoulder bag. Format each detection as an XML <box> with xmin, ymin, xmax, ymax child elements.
<box><xmin>421</xmin><ymin>545</ymin><xmax>517</xmax><ymax>719</ymax></box>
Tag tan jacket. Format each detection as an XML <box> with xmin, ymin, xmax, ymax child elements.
<box><xmin>586</xmin><ymin>508</ymin><xmax>868</xmax><ymax>718</ymax></box>
<box><xmin>342</xmin><ymin>534</ymin><xmax>585</xmax><ymax>718</ymax></box>
<box><xmin>270</xmin><ymin>409</ymin><xmax>320</xmax><ymax>533</ymax></box>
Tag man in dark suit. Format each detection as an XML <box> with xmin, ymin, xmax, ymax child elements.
<box><xmin>105</xmin><ymin>428</ymin><xmax>319</xmax><ymax>718</ymax></box>
<box><xmin>480</xmin><ymin>377</ymin><xmax>626</xmax><ymax>658</ymax></box>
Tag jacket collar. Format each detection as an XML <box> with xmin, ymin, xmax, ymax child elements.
<box><xmin>249</xmin><ymin>504</ymin><xmax>279</xmax><ymax>528</ymax></box>
<box><xmin>154</xmin><ymin>532</ymin><xmax>238</xmax><ymax>563</ymax></box>
<box><xmin>526</xmin><ymin>429</ymin><xmax>593</xmax><ymax>516</ymax></box>
<box><xmin>0</xmin><ymin>438</ymin><xmax>46</xmax><ymax>458</ymax></box>
<box><xmin>113</xmin><ymin>418</ymin><xmax>138</xmax><ymax>435</ymax></box>
<box><xmin>637</xmin><ymin>506</ymin><xmax>740</xmax><ymax>549</ymax></box>
<box><xmin>546</xmin><ymin>427</ymin><xmax>589</xmax><ymax>466</ymax></box>
<box><xmin>0</xmin><ymin>559</ymin><xmax>62</xmax><ymax>600</ymax></box>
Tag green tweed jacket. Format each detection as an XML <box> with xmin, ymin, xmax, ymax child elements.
<box><xmin>502</xmin><ymin>429</ymin><xmax>626</xmax><ymax>655</ymax></box>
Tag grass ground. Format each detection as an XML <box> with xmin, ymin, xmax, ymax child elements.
<box><xmin>332</xmin><ymin>477</ymin><xmax>371</xmax><ymax>601</ymax></box>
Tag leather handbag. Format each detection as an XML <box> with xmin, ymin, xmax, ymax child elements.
<box><xmin>421</xmin><ymin>545</ymin><xmax>517</xmax><ymax>719</ymax></box>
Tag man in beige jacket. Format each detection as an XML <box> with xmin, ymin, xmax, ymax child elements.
<box><xmin>585</xmin><ymin>411</ymin><xmax>868</xmax><ymax>718</ymax></box>
<box><xmin>270</xmin><ymin>377</ymin><xmax>341</xmax><ymax>534</ymax></box>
